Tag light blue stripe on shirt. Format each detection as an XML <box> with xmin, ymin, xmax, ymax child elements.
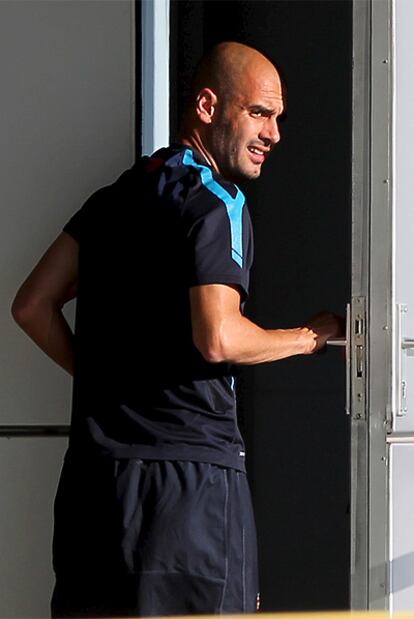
<box><xmin>182</xmin><ymin>149</ymin><xmax>245</xmax><ymax>267</ymax></box>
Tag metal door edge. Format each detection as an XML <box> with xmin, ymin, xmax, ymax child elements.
<box><xmin>351</xmin><ymin>0</ymin><xmax>393</xmax><ymax>610</ymax></box>
<box><xmin>369</xmin><ymin>0</ymin><xmax>393</xmax><ymax>610</ymax></box>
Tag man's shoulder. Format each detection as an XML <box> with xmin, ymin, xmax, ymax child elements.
<box><xmin>108</xmin><ymin>146</ymin><xmax>242</xmax><ymax>204</ymax></box>
<box><xmin>151</xmin><ymin>146</ymin><xmax>246</xmax><ymax>214</ymax></box>
<box><xmin>100</xmin><ymin>147</ymin><xmax>247</xmax><ymax>223</ymax></box>
<box><xmin>179</xmin><ymin>147</ymin><xmax>242</xmax><ymax>201</ymax></box>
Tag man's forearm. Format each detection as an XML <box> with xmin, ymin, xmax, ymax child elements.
<box><xmin>12</xmin><ymin>300</ymin><xmax>75</xmax><ymax>376</ymax></box>
<box><xmin>200</xmin><ymin>314</ymin><xmax>316</xmax><ymax>365</ymax></box>
<box><xmin>225</xmin><ymin>316</ymin><xmax>315</xmax><ymax>364</ymax></box>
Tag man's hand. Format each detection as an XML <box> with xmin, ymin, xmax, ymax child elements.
<box><xmin>306</xmin><ymin>312</ymin><xmax>345</xmax><ymax>353</ymax></box>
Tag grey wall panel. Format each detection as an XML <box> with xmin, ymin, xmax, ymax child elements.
<box><xmin>388</xmin><ymin>0</ymin><xmax>414</xmax><ymax>609</ymax></box>
<box><xmin>390</xmin><ymin>444</ymin><xmax>414</xmax><ymax>610</ymax></box>
<box><xmin>0</xmin><ymin>437</ymin><xmax>67</xmax><ymax>618</ymax></box>
<box><xmin>0</xmin><ymin>0</ymin><xmax>134</xmax><ymax>424</ymax></box>
<box><xmin>0</xmin><ymin>1</ymin><xmax>134</xmax><ymax>614</ymax></box>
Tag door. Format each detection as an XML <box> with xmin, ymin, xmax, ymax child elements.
<box><xmin>351</xmin><ymin>0</ymin><xmax>414</xmax><ymax>611</ymax></box>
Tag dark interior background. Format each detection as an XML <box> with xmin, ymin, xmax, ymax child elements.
<box><xmin>170</xmin><ymin>0</ymin><xmax>352</xmax><ymax>611</ymax></box>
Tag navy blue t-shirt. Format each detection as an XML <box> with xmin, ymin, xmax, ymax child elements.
<box><xmin>63</xmin><ymin>145</ymin><xmax>254</xmax><ymax>471</ymax></box>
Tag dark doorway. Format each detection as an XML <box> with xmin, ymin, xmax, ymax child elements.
<box><xmin>170</xmin><ymin>1</ymin><xmax>352</xmax><ymax>611</ymax></box>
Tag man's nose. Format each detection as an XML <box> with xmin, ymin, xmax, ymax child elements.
<box><xmin>259</xmin><ymin>117</ymin><xmax>280</xmax><ymax>145</ymax></box>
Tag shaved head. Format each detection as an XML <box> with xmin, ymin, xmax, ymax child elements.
<box><xmin>181</xmin><ymin>42</ymin><xmax>285</xmax><ymax>182</ymax></box>
<box><xmin>189</xmin><ymin>42</ymin><xmax>282</xmax><ymax>107</ymax></box>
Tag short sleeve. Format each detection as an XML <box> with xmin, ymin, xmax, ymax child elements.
<box><xmin>185</xmin><ymin>189</ymin><xmax>253</xmax><ymax>300</ymax></box>
<box><xmin>63</xmin><ymin>207</ymin><xmax>85</xmax><ymax>243</ymax></box>
<box><xmin>63</xmin><ymin>186</ymin><xmax>109</xmax><ymax>244</ymax></box>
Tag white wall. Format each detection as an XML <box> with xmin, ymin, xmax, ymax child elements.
<box><xmin>391</xmin><ymin>0</ymin><xmax>414</xmax><ymax>611</ymax></box>
<box><xmin>0</xmin><ymin>1</ymin><xmax>134</xmax><ymax>615</ymax></box>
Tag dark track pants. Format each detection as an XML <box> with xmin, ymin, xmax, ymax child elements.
<box><xmin>51</xmin><ymin>456</ymin><xmax>259</xmax><ymax>617</ymax></box>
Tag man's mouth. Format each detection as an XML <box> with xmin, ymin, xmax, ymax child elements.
<box><xmin>247</xmin><ymin>146</ymin><xmax>269</xmax><ymax>164</ymax></box>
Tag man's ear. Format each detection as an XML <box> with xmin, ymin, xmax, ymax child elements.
<box><xmin>195</xmin><ymin>88</ymin><xmax>218</xmax><ymax>125</ymax></box>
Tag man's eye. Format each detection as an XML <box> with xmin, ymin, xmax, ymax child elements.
<box><xmin>250</xmin><ymin>111</ymin><xmax>263</xmax><ymax>117</ymax></box>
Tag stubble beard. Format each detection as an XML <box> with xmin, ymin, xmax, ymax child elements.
<box><xmin>210</xmin><ymin>114</ymin><xmax>262</xmax><ymax>183</ymax></box>
<box><xmin>215</xmin><ymin>136</ymin><xmax>261</xmax><ymax>183</ymax></box>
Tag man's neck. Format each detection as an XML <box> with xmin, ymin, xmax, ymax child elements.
<box><xmin>179</xmin><ymin>132</ymin><xmax>220</xmax><ymax>175</ymax></box>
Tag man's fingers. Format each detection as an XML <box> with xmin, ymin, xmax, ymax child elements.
<box><xmin>306</xmin><ymin>312</ymin><xmax>345</xmax><ymax>339</ymax></box>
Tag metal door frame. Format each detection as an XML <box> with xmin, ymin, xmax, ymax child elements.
<box><xmin>351</xmin><ymin>0</ymin><xmax>393</xmax><ymax>609</ymax></box>
<box><xmin>141</xmin><ymin>0</ymin><xmax>170</xmax><ymax>154</ymax></box>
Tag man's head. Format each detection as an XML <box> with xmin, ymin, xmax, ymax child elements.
<box><xmin>180</xmin><ymin>42</ymin><xmax>285</xmax><ymax>183</ymax></box>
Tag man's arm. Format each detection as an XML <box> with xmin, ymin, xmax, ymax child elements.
<box><xmin>190</xmin><ymin>284</ymin><xmax>342</xmax><ymax>364</ymax></box>
<box><xmin>11</xmin><ymin>232</ymin><xmax>79</xmax><ymax>376</ymax></box>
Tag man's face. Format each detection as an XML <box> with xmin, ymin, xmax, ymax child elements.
<box><xmin>209</xmin><ymin>69</ymin><xmax>284</xmax><ymax>182</ymax></box>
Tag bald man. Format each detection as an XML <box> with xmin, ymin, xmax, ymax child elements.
<box><xmin>12</xmin><ymin>42</ymin><xmax>342</xmax><ymax>616</ymax></box>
